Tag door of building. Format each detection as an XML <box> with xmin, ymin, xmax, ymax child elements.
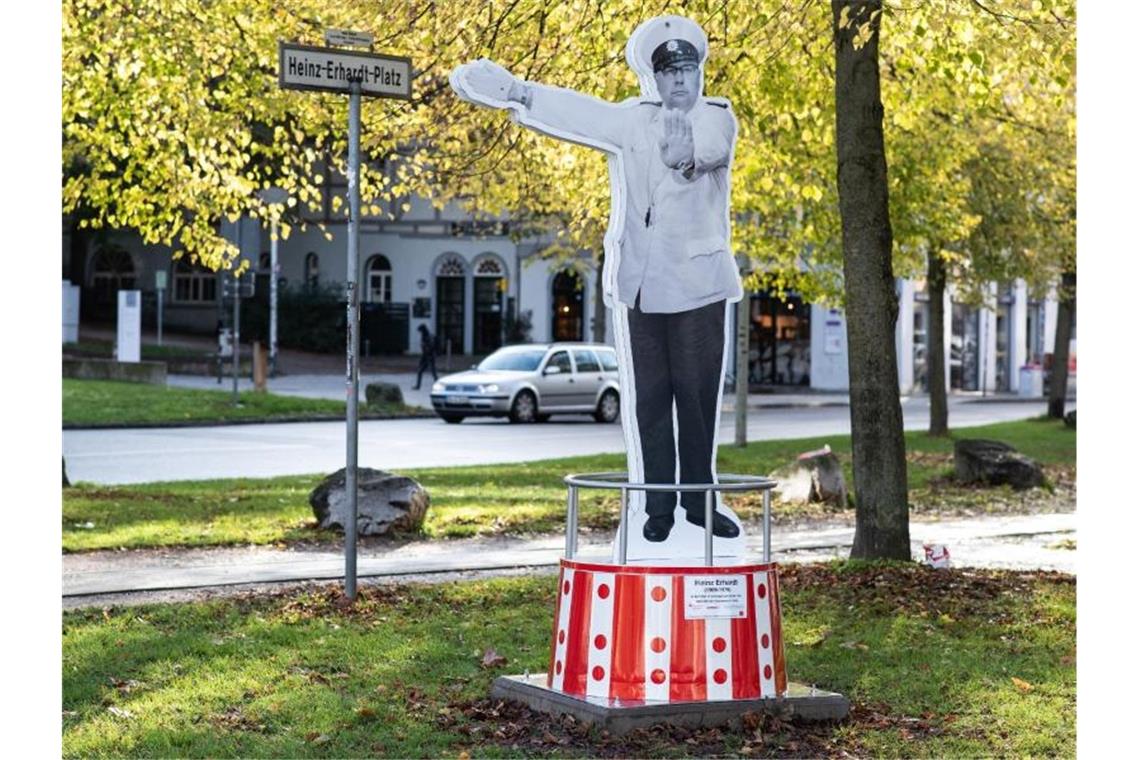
<box><xmin>951</xmin><ymin>303</ymin><xmax>980</xmax><ymax>391</ymax></box>
<box><xmin>473</xmin><ymin>277</ymin><xmax>504</xmax><ymax>354</ymax></box>
<box><xmin>748</xmin><ymin>291</ymin><xmax>811</xmax><ymax>386</ymax></box>
<box><xmin>436</xmin><ymin>276</ymin><xmax>465</xmax><ymax>355</ymax></box>
<box><xmin>552</xmin><ymin>270</ymin><xmax>584</xmax><ymax>341</ymax></box>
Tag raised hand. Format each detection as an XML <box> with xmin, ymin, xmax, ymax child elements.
<box><xmin>451</xmin><ymin>58</ymin><xmax>518</xmax><ymax>105</ymax></box>
<box><xmin>658</xmin><ymin>108</ymin><xmax>694</xmax><ymax>169</ymax></box>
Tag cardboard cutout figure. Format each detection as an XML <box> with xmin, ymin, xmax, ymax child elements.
<box><xmin>451</xmin><ymin>14</ymin><xmax>745</xmax><ymax>562</ymax></box>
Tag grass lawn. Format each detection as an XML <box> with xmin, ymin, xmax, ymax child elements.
<box><xmin>63</xmin><ymin>379</ymin><xmax>420</xmax><ymax>427</ymax></box>
<box><xmin>61</xmin><ymin>562</ymin><xmax>1075</xmax><ymax>757</ymax></box>
<box><xmin>62</xmin><ymin>418</ymin><xmax>1075</xmax><ymax>552</ymax></box>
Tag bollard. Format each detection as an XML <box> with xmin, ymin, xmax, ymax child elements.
<box><xmin>252</xmin><ymin>341</ymin><xmax>268</xmax><ymax>392</ymax></box>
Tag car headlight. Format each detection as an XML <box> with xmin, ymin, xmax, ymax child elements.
<box><xmin>431</xmin><ymin>381</ymin><xmax>444</xmax><ymax>393</ymax></box>
<box><xmin>478</xmin><ymin>383</ymin><xmax>499</xmax><ymax>393</ymax></box>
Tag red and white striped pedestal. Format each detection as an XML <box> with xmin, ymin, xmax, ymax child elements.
<box><xmin>546</xmin><ymin>558</ymin><xmax>787</xmax><ymax>706</ymax></box>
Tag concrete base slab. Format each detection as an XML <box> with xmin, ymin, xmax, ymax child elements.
<box><xmin>491</xmin><ymin>673</ymin><xmax>849</xmax><ymax>735</ymax></box>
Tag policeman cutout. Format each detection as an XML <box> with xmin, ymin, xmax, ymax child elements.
<box><xmin>451</xmin><ymin>14</ymin><xmax>745</xmax><ymax>562</ymax></box>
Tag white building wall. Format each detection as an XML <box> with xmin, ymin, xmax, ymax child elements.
<box><xmin>522</xmin><ymin>256</ymin><xmax>554</xmax><ymax>343</ymax></box>
<box><xmin>1010</xmin><ymin>280</ymin><xmax>1029</xmax><ymax>392</ymax></box>
<box><xmin>896</xmin><ymin>279</ymin><xmax>915</xmax><ymax>394</ymax></box>
<box><xmin>980</xmin><ymin>284</ymin><xmax>999</xmax><ymax>393</ymax></box>
<box><xmin>1044</xmin><ymin>293</ymin><xmax>1059</xmax><ymax>354</ymax></box>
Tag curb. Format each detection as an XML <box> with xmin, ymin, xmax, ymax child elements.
<box><xmin>63</xmin><ymin>409</ymin><xmax>438</xmax><ymax>431</ymax></box>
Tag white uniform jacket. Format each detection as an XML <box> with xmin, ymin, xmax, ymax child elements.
<box><xmin>521</xmin><ymin>85</ymin><xmax>743</xmax><ymax>314</ymax></box>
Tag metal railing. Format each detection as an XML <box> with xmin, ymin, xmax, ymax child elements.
<box><xmin>562</xmin><ymin>473</ymin><xmax>778</xmax><ymax>566</ymax></box>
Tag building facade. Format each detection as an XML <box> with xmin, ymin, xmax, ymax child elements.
<box><xmin>728</xmin><ymin>278</ymin><xmax>1071</xmax><ymax>395</ymax></box>
<box><xmin>64</xmin><ymin>168</ymin><xmax>1069</xmax><ymax>394</ymax></box>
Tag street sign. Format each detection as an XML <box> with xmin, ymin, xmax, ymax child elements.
<box><xmin>279</xmin><ymin>42</ymin><xmax>411</xmax><ymax>99</ymax></box>
<box><xmin>325</xmin><ymin>28</ymin><xmax>374</xmax><ymax>48</ymax></box>
<box><xmin>155</xmin><ymin>270</ymin><xmax>167</xmax><ymax>290</ymax></box>
<box><xmin>222</xmin><ymin>273</ymin><xmax>255</xmax><ymax>299</ymax></box>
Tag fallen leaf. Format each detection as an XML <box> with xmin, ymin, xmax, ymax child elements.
<box><xmin>1011</xmin><ymin>677</ymin><xmax>1034</xmax><ymax>693</ymax></box>
<box><xmin>107</xmin><ymin>706</ymin><xmax>133</xmax><ymax>719</ymax></box>
<box><xmin>458</xmin><ymin>752</ymin><xmax>470</xmax><ymax>760</ymax></box>
<box><xmin>481</xmin><ymin>648</ymin><xmax>508</xmax><ymax>668</ymax></box>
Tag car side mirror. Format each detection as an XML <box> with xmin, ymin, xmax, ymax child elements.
<box><xmin>544</xmin><ymin>365</ymin><xmax>562</xmax><ymax>375</ymax></box>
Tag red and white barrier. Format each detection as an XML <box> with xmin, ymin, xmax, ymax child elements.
<box><xmin>547</xmin><ymin>558</ymin><xmax>787</xmax><ymax>705</ymax></box>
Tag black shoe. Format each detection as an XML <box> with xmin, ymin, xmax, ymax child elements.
<box><xmin>685</xmin><ymin>510</ymin><xmax>740</xmax><ymax>538</ymax></box>
<box><xmin>643</xmin><ymin>514</ymin><xmax>675</xmax><ymax>542</ymax></box>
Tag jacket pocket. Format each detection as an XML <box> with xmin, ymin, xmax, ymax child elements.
<box><xmin>688</xmin><ymin>235</ymin><xmax>727</xmax><ymax>258</ymax></box>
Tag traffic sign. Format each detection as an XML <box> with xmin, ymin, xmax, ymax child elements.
<box><xmin>278</xmin><ymin>42</ymin><xmax>411</xmax><ymax>99</ymax></box>
<box><xmin>325</xmin><ymin>29</ymin><xmax>374</xmax><ymax>48</ymax></box>
<box><xmin>222</xmin><ymin>273</ymin><xmax>255</xmax><ymax>299</ymax></box>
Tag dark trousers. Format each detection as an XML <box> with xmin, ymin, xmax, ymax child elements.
<box><xmin>414</xmin><ymin>354</ymin><xmax>437</xmax><ymax>388</ymax></box>
<box><xmin>627</xmin><ymin>297</ymin><xmax>726</xmax><ymax>518</ymax></box>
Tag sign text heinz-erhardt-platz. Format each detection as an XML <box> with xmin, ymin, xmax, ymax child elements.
<box><xmin>278</xmin><ymin>42</ymin><xmax>412</xmax><ymax>99</ymax></box>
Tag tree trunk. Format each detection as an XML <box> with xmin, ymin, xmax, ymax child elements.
<box><xmin>592</xmin><ymin>251</ymin><xmax>607</xmax><ymax>343</ymax></box>
<box><xmin>1048</xmin><ymin>270</ymin><xmax>1075</xmax><ymax>418</ymax></box>
<box><xmin>832</xmin><ymin>0</ymin><xmax>911</xmax><ymax>560</ymax></box>
<box><xmin>927</xmin><ymin>248</ymin><xmax>948</xmax><ymax>435</ymax></box>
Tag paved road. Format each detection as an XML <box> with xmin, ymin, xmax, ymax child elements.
<box><xmin>62</xmin><ymin>511</ymin><xmax>1075</xmax><ymax>606</ymax></box>
<box><xmin>64</xmin><ymin>397</ymin><xmax>1057</xmax><ymax>485</ymax></box>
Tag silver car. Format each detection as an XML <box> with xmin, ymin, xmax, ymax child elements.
<box><xmin>430</xmin><ymin>342</ymin><xmax>621</xmax><ymax>424</ymax></box>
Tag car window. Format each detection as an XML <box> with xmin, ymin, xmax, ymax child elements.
<box><xmin>547</xmin><ymin>351</ymin><xmax>572</xmax><ymax>373</ymax></box>
<box><xmin>572</xmin><ymin>349</ymin><xmax>601</xmax><ymax>373</ymax></box>
<box><xmin>597</xmin><ymin>350</ymin><xmax>619</xmax><ymax>372</ymax></box>
<box><xmin>479</xmin><ymin>348</ymin><xmax>548</xmax><ymax>371</ymax></box>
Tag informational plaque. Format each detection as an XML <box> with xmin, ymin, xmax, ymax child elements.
<box><xmin>683</xmin><ymin>575</ymin><xmax>747</xmax><ymax>619</ymax></box>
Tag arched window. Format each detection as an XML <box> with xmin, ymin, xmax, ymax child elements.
<box><xmin>304</xmin><ymin>252</ymin><xmax>320</xmax><ymax>290</ymax></box>
<box><xmin>90</xmin><ymin>247</ymin><xmax>136</xmax><ymax>304</ymax></box>
<box><xmin>172</xmin><ymin>258</ymin><xmax>217</xmax><ymax>303</ymax></box>
<box><xmin>366</xmin><ymin>254</ymin><xmax>392</xmax><ymax>303</ymax></box>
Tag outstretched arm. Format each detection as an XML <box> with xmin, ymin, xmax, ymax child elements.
<box><xmin>450</xmin><ymin>59</ymin><xmax>626</xmax><ymax>150</ymax></box>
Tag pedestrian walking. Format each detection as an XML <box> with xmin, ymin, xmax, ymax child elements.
<box><xmin>413</xmin><ymin>324</ymin><xmax>438</xmax><ymax>390</ymax></box>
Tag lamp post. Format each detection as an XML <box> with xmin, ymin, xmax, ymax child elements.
<box><xmin>258</xmin><ymin>187</ymin><xmax>288</xmax><ymax>376</ymax></box>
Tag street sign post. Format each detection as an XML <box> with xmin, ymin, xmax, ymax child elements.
<box><xmin>279</xmin><ymin>34</ymin><xmax>411</xmax><ymax>601</ymax></box>
<box><xmin>223</xmin><ymin>273</ymin><xmax>255</xmax><ymax>404</ymax></box>
<box><xmin>155</xmin><ymin>270</ymin><xmax>167</xmax><ymax>346</ymax></box>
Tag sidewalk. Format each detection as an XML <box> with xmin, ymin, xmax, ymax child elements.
<box><xmin>83</xmin><ymin>324</ymin><xmax>1071</xmax><ymax>412</ymax></box>
<box><xmin>63</xmin><ymin>511</ymin><xmax>1075</xmax><ymax>605</ymax></box>
<box><xmin>168</xmin><ymin>371</ymin><xmax>1070</xmax><ymax>413</ymax></box>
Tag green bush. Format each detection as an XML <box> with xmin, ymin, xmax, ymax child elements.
<box><xmin>241</xmin><ymin>283</ymin><xmax>345</xmax><ymax>353</ymax></box>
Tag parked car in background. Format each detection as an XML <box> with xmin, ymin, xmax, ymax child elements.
<box><xmin>430</xmin><ymin>342</ymin><xmax>621</xmax><ymax>424</ymax></box>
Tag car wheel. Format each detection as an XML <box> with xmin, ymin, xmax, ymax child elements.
<box><xmin>594</xmin><ymin>389</ymin><xmax>620</xmax><ymax>423</ymax></box>
<box><xmin>440</xmin><ymin>413</ymin><xmax>465</xmax><ymax>424</ymax></box>
<box><xmin>509</xmin><ymin>390</ymin><xmax>538</xmax><ymax>423</ymax></box>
